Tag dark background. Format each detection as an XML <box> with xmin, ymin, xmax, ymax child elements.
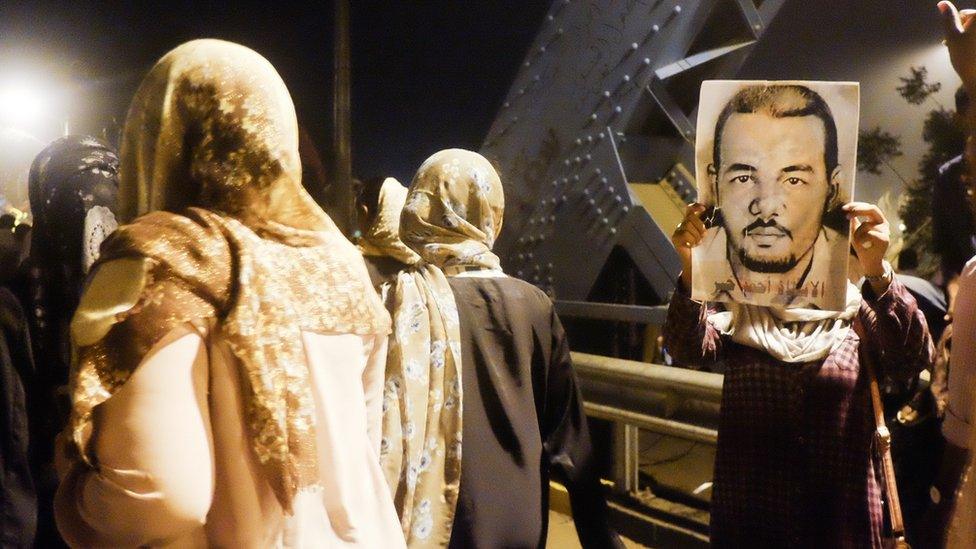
<box><xmin>1</xmin><ymin>0</ymin><xmax>974</xmax><ymax>196</ymax></box>
<box><xmin>0</xmin><ymin>0</ymin><xmax>550</xmax><ymax>182</ymax></box>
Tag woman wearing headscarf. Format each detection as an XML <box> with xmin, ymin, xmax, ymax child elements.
<box><xmin>380</xmin><ymin>149</ymin><xmax>620</xmax><ymax>548</ymax></box>
<box><xmin>357</xmin><ymin>176</ymin><xmax>420</xmax><ymax>289</ymax></box>
<box><xmin>53</xmin><ymin>39</ymin><xmax>404</xmax><ymax>547</ymax></box>
<box><xmin>27</xmin><ymin>135</ymin><xmax>120</xmax><ymax>548</ymax></box>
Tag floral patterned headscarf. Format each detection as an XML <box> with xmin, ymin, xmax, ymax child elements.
<box><xmin>399</xmin><ymin>148</ymin><xmax>503</xmax><ymax>274</ymax></box>
<box><xmin>381</xmin><ymin>149</ymin><xmax>503</xmax><ymax>547</ymax></box>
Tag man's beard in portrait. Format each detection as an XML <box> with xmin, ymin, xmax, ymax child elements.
<box><xmin>728</xmin><ymin>218</ymin><xmax>799</xmax><ymax>274</ymax></box>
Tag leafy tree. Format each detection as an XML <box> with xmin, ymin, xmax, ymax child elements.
<box><xmin>896</xmin><ymin>66</ymin><xmax>943</xmax><ymax>106</ymax></box>
<box><xmin>857</xmin><ymin>127</ymin><xmax>903</xmax><ymax>176</ymax></box>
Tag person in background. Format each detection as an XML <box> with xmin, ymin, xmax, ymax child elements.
<box><xmin>25</xmin><ymin>135</ymin><xmax>121</xmax><ymax>548</ymax></box>
<box><xmin>932</xmin><ymin>4</ymin><xmax>976</xmax><ymax>545</ymax></box>
<box><xmin>932</xmin><ymin>86</ymin><xmax>976</xmax><ymax>286</ymax></box>
<box><xmin>896</xmin><ymin>248</ymin><xmax>948</xmax><ymax>342</ymax></box>
<box><xmin>380</xmin><ymin>149</ymin><xmax>621</xmax><ymax>548</ymax></box>
<box><xmin>356</xmin><ymin>176</ymin><xmax>419</xmax><ymax>289</ymax></box>
<box><xmin>54</xmin><ymin>39</ymin><xmax>404</xmax><ymax>547</ymax></box>
<box><xmin>0</xmin><ymin>286</ymin><xmax>36</xmax><ymax>548</ymax></box>
<box><xmin>667</xmin><ymin>200</ymin><xmax>932</xmax><ymax>547</ymax></box>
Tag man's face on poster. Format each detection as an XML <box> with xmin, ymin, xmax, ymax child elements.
<box><xmin>712</xmin><ymin>112</ymin><xmax>838</xmax><ymax>273</ymax></box>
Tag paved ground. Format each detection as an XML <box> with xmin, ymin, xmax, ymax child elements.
<box><xmin>547</xmin><ymin>510</ymin><xmax>650</xmax><ymax>548</ymax></box>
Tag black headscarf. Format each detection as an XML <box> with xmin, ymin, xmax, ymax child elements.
<box><xmin>25</xmin><ymin>136</ymin><xmax>119</xmax><ymax>548</ymax></box>
<box><xmin>29</xmin><ymin>135</ymin><xmax>120</xmax><ymax>287</ymax></box>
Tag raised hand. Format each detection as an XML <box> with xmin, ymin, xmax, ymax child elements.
<box><xmin>939</xmin><ymin>2</ymin><xmax>976</xmax><ymax>92</ymax></box>
<box><xmin>671</xmin><ymin>202</ymin><xmax>708</xmax><ymax>289</ymax></box>
<box><xmin>843</xmin><ymin>201</ymin><xmax>891</xmax><ymax>291</ymax></box>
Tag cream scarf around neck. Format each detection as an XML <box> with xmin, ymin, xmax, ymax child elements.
<box><xmin>708</xmin><ymin>281</ymin><xmax>861</xmax><ymax>363</ymax></box>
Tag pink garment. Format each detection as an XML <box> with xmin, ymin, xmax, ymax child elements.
<box><xmin>946</xmin><ymin>257</ymin><xmax>976</xmax><ymax>448</ymax></box>
<box><xmin>56</xmin><ymin>325</ymin><xmax>406</xmax><ymax>548</ymax></box>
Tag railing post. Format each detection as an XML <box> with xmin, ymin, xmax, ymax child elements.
<box><xmin>612</xmin><ymin>423</ymin><xmax>640</xmax><ymax>495</ymax></box>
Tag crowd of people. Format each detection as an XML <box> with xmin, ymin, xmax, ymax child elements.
<box><xmin>0</xmin><ymin>3</ymin><xmax>975</xmax><ymax>549</ymax></box>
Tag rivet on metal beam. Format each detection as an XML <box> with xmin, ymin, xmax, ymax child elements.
<box><xmin>595</xmin><ymin>168</ymin><xmax>602</xmax><ymax>175</ymax></box>
<box><xmin>622</xmin><ymin>74</ymin><xmax>631</xmax><ymax>83</ymax></box>
<box><xmin>609</xmin><ymin>227</ymin><xmax>617</xmax><ymax>235</ymax></box>
<box><xmin>584</xmin><ymin>154</ymin><xmax>592</xmax><ymax>162</ymax></box>
<box><xmin>673</xmin><ymin>5</ymin><xmax>682</xmax><ymax>14</ymax></box>
<box><xmin>601</xmin><ymin>217</ymin><xmax>609</xmax><ymax>225</ymax></box>
<box><xmin>630</xmin><ymin>42</ymin><xmax>639</xmax><ymax>51</ymax></box>
<box><xmin>613</xmin><ymin>106</ymin><xmax>622</xmax><ymax>115</ymax></box>
<box><xmin>586</xmin><ymin>135</ymin><xmax>594</xmax><ymax>143</ymax></box>
<box><xmin>622</xmin><ymin>205</ymin><xmax>631</xmax><ymax>213</ymax></box>
<box><xmin>575</xmin><ymin>138</ymin><xmax>582</xmax><ymax>146</ymax></box>
<box><xmin>643</xmin><ymin>57</ymin><xmax>651</xmax><ymax>66</ymax></box>
<box><xmin>603</xmin><ymin>90</ymin><xmax>611</xmax><ymax>99</ymax></box>
<box><xmin>574</xmin><ymin>156</ymin><xmax>582</xmax><ymax>164</ymax></box>
<box><xmin>601</xmin><ymin>176</ymin><xmax>609</xmax><ymax>185</ymax></box>
<box><xmin>598</xmin><ymin>132</ymin><xmax>605</xmax><ymax>140</ymax></box>
<box><xmin>652</xmin><ymin>24</ymin><xmax>660</xmax><ymax>32</ymax></box>
<box><xmin>589</xmin><ymin>113</ymin><xmax>598</xmax><ymax>121</ymax></box>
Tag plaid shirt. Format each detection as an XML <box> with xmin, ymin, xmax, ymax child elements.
<box><xmin>664</xmin><ymin>279</ymin><xmax>933</xmax><ymax>548</ymax></box>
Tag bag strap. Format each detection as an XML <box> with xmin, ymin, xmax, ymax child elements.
<box><xmin>853</xmin><ymin>316</ymin><xmax>908</xmax><ymax>546</ymax></box>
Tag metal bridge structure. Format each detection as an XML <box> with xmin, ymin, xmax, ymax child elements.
<box><xmin>481</xmin><ymin>0</ymin><xmax>787</xmax><ymax>306</ymax></box>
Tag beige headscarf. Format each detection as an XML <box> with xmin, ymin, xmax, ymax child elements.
<box><xmin>380</xmin><ymin>149</ymin><xmax>503</xmax><ymax>546</ymax></box>
<box><xmin>67</xmin><ymin>39</ymin><xmax>390</xmax><ymax>511</ymax></box>
<box><xmin>708</xmin><ymin>282</ymin><xmax>862</xmax><ymax>363</ymax></box>
<box><xmin>358</xmin><ymin>177</ymin><xmax>421</xmax><ymax>266</ymax></box>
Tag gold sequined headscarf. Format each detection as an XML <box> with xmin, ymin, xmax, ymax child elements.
<box><xmin>380</xmin><ymin>149</ymin><xmax>503</xmax><ymax>546</ymax></box>
<box><xmin>67</xmin><ymin>39</ymin><xmax>390</xmax><ymax>511</ymax></box>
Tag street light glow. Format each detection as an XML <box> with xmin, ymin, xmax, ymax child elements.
<box><xmin>0</xmin><ymin>84</ymin><xmax>44</xmax><ymax>128</ymax></box>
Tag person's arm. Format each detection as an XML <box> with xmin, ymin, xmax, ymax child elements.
<box><xmin>362</xmin><ymin>334</ymin><xmax>389</xmax><ymax>455</ymax></box>
<box><xmin>662</xmin><ymin>203</ymin><xmax>724</xmax><ymax>368</ymax></box>
<box><xmin>946</xmin><ymin>260</ymin><xmax>976</xmax><ymax>446</ymax></box>
<box><xmin>55</xmin><ymin>329</ymin><xmax>214</xmax><ymax>548</ymax></box>
<box><xmin>542</xmin><ymin>309</ymin><xmax>624</xmax><ymax>549</ymax></box>
<box><xmin>859</xmin><ymin>276</ymin><xmax>934</xmax><ymax>383</ymax></box>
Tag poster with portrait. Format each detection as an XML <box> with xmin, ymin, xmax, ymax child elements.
<box><xmin>691</xmin><ymin>80</ymin><xmax>859</xmax><ymax>310</ymax></box>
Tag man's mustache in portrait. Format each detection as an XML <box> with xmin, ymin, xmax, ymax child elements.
<box><xmin>741</xmin><ymin>217</ymin><xmax>793</xmax><ymax>240</ymax></box>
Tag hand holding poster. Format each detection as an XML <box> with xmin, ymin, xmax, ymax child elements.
<box><xmin>692</xmin><ymin>80</ymin><xmax>859</xmax><ymax>310</ymax></box>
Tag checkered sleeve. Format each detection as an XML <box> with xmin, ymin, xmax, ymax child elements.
<box><xmin>662</xmin><ymin>280</ymin><xmax>724</xmax><ymax>369</ymax></box>
<box><xmin>859</xmin><ymin>277</ymin><xmax>934</xmax><ymax>383</ymax></box>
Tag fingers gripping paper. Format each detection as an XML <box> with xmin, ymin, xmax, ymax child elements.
<box><xmin>692</xmin><ymin>80</ymin><xmax>859</xmax><ymax>310</ymax></box>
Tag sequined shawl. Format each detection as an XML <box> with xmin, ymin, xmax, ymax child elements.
<box><xmin>66</xmin><ymin>39</ymin><xmax>390</xmax><ymax>511</ymax></box>
<box><xmin>380</xmin><ymin>149</ymin><xmax>503</xmax><ymax>546</ymax></box>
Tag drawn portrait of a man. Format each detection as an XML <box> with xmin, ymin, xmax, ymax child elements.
<box><xmin>692</xmin><ymin>81</ymin><xmax>859</xmax><ymax>310</ymax></box>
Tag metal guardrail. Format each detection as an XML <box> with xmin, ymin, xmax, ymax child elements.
<box><xmin>570</xmin><ymin>351</ymin><xmax>723</xmax><ymax>495</ymax></box>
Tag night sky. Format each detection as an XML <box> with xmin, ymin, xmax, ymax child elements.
<box><xmin>3</xmin><ymin>0</ymin><xmax>975</xmax><ymax>198</ymax></box>
<box><xmin>0</xmin><ymin>0</ymin><xmax>549</xmax><ymax>181</ymax></box>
